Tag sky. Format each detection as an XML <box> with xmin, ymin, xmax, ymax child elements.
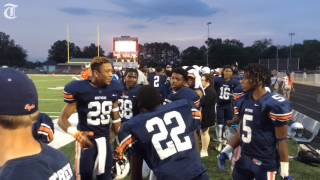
<box><xmin>1</xmin><ymin>0</ymin><xmax>320</xmax><ymax>62</ymax></box>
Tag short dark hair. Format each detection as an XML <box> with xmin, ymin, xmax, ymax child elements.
<box><xmin>124</xmin><ymin>68</ymin><xmax>138</xmax><ymax>78</ymax></box>
<box><xmin>172</xmin><ymin>67</ymin><xmax>188</xmax><ymax>81</ymax></box>
<box><xmin>221</xmin><ymin>65</ymin><xmax>234</xmax><ymax>77</ymax></box>
<box><xmin>155</xmin><ymin>67</ymin><xmax>163</xmax><ymax>73</ymax></box>
<box><xmin>136</xmin><ymin>85</ymin><xmax>161</xmax><ymax>112</ymax></box>
<box><xmin>243</xmin><ymin>64</ymin><xmax>271</xmax><ymax>88</ymax></box>
<box><xmin>202</xmin><ymin>74</ymin><xmax>212</xmax><ymax>84</ymax></box>
<box><xmin>0</xmin><ymin>111</ymin><xmax>39</xmax><ymax>129</ymax></box>
<box><xmin>90</xmin><ymin>57</ymin><xmax>112</xmax><ymax>72</ymax></box>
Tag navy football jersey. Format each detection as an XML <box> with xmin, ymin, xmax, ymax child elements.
<box><xmin>119</xmin><ymin>99</ymin><xmax>206</xmax><ymax>180</ymax></box>
<box><xmin>148</xmin><ymin>73</ymin><xmax>170</xmax><ymax>99</ymax></box>
<box><xmin>0</xmin><ymin>144</ymin><xmax>74</xmax><ymax>180</ymax></box>
<box><xmin>32</xmin><ymin>113</ymin><xmax>54</xmax><ymax>144</ymax></box>
<box><xmin>236</xmin><ymin>92</ymin><xmax>292</xmax><ymax>169</ymax></box>
<box><xmin>64</xmin><ymin>79</ymin><xmax>123</xmax><ymax>138</ymax></box>
<box><xmin>165</xmin><ymin>87</ymin><xmax>200</xmax><ymax>109</ymax></box>
<box><xmin>118</xmin><ymin>84</ymin><xmax>141</xmax><ymax>122</ymax></box>
<box><xmin>214</xmin><ymin>77</ymin><xmax>240</xmax><ymax>105</ymax></box>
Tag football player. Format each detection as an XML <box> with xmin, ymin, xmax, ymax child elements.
<box><xmin>214</xmin><ymin>65</ymin><xmax>240</xmax><ymax>150</ymax></box>
<box><xmin>148</xmin><ymin>67</ymin><xmax>170</xmax><ymax>100</ymax></box>
<box><xmin>114</xmin><ymin>85</ymin><xmax>209</xmax><ymax>180</ymax></box>
<box><xmin>165</xmin><ymin>67</ymin><xmax>200</xmax><ymax>109</ymax></box>
<box><xmin>0</xmin><ymin>68</ymin><xmax>73</xmax><ymax>180</ymax></box>
<box><xmin>58</xmin><ymin>57</ymin><xmax>123</xmax><ymax>180</ymax></box>
<box><xmin>118</xmin><ymin>68</ymin><xmax>141</xmax><ymax>123</ymax></box>
<box><xmin>218</xmin><ymin>64</ymin><xmax>292</xmax><ymax>180</ymax></box>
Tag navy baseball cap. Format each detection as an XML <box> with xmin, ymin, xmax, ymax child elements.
<box><xmin>0</xmin><ymin>68</ymin><xmax>38</xmax><ymax>115</ymax></box>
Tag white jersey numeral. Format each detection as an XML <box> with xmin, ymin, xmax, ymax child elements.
<box><xmin>219</xmin><ymin>86</ymin><xmax>231</xmax><ymax>100</ymax></box>
<box><xmin>154</xmin><ymin>76</ymin><xmax>160</xmax><ymax>87</ymax></box>
<box><xmin>241</xmin><ymin>114</ymin><xmax>253</xmax><ymax>143</ymax></box>
<box><xmin>146</xmin><ymin>111</ymin><xmax>192</xmax><ymax>160</ymax></box>
<box><xmin>87</xmin><ymin>101</ymin><xmax>112</xmax><ymax>126</ymax></box>
<box><xmin>119</xmin><ymin>99</ymin><xmax>133</xmax><ymax>119</ymax></box>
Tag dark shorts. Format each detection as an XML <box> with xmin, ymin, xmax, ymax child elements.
<box><xmin>79</xmin><ymin>139</ymin><xmax>113</xmax><ymax>180</ymax></box>
<box><xmin>232</xmin><ymin>155</ymin><xmax>278</xmax><ymax>180</ymax></box>
<box><xmin>216</xmin><ymin>104</ymin><xmax>233</xmax><ymax>124</ymax></box>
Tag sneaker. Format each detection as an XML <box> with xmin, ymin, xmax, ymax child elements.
<box><xmin>200</xmin><ymin>150</ymin><xmax>208</xmax><ymax>158</ymax></box>
<box><xmin>217</xmin><ymin>143</ymin><xmax>223</xmax><ymax>152</ymax></box>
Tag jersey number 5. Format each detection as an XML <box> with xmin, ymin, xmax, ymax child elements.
<box><xmin>242</xmin><ymin>114</ymin><xmax>253</xmax><ymax>143</ymax></box>
<box><xmin>146</xmin><ymin>111</ymin><xmax>192</xmax><ymax>160</ymax></box>
<box><xmin>87</xmin><ymin>101</ymin><xmax>112</xmax><ymax>126</ymax></box>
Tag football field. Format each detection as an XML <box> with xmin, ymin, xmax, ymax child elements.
<box><xmin>31</xmin><ymin>74</ymin><xmax>320</xmax><ymax>180</ymax></box>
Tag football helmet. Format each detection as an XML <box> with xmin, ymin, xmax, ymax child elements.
<box><xmin>289</xmin><ymin>122</ymin><xmax>304</xmax><ymax>138</ymax></box>
<box><xmin>112</xmin><ymin>155</ymin><xmax>130</xmax><ymax>179</ymax></box>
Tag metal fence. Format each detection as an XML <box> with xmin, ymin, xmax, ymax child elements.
<box><xmin>259</xmin><ymin>58</ymin><xmax>300</xmax><ymax>71</ymax></box>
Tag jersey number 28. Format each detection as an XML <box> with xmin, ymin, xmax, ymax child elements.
<box><xmin>146</xmin><ymin>111</ymin><xmax>192</xmax><ymax>160</ymax></box>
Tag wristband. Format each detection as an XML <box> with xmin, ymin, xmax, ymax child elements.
<box><xmin>67</xmin><ymin>126</ymin><xmax>78</xmax><ymax>136</ymax></box>
<box><xmin>280</xmin><ymin>161</ymin><xmax>289</xmax><ymax>177</ymax></box>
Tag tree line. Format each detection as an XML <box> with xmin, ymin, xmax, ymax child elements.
<box><xmin>0</xmin><ymin>31</ymin><xmax>320</xmax><ymax>70</ymax></box>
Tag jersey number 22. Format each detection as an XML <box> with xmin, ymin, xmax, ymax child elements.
<box><xmin>146</xmin><ymin>111</ymin><xmax>192</xmax><ymax>160</ymax></box>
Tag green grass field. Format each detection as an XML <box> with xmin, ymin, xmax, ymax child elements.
<box><xmin>31</xmin><ymin>74</ymin><xmax>320</xmax><ymax>180</ymax></box>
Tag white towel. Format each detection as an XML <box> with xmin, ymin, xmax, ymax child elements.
<box><xmin>93</xmin><ymin>137</ymin><xmax>107</xmax><ymax>175</ymax></box>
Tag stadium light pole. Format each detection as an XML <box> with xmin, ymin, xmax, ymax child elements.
<box><xmin>206</xmin><ymin>22</ymin><xmax>212</xmax><ymax>67</ymax></box>
<box><xmin>97</xmin><ymin>24</ymin><xmax>100</xmax><ymax>57</ymax></box>
<box><xmin>288</xmin><ymin>32</ymin><xmax>295</xmax><ymax>71</ymax></box>
<box><xmin>276</xmin><ymin>45</ymin><xmax>280</xmax><ymax>71</ymax></box>
<box><xmin>66</xmin><ymin>24</ymin><xmax>70</xmax><ymax>64</ymax></box>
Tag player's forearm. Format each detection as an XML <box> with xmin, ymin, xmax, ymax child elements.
<box><xmin>278</xmin><ymin>140</ymin><xmax>289</xmax><ymax>162</ymax></box>
<box><xmin>275</xmin><ymin>125</ymin><xmax>289</xmax><ymax>162</ymax></box>
<box><xmin>58</xmin><ymin>104</ymin><xmax>76</xmax><ymax>132</ymax></box>
<box><xmin>112</xmin><ymin>122</ymin><xmax>121</xmax><ymax>134</ymax></box>
<box><xmin>228</xmin><ymin>130</ymin><xmax>240</xmax><ymax>148</ymax></box>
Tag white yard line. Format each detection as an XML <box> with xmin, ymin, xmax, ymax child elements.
<box><xmin>43</xmin><ymin>111</ymin><xmax>60</xmax><ymax>114</ymax></box>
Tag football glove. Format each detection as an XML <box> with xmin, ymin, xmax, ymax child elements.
<box><xmin>74</xmin><ymin>131</ymin><xmax>94</xmax><ymax>149</ymax></box>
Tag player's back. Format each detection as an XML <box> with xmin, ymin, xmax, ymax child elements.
<box><xmin>148</xmin><ymin>73</ymin><xmax>169</xmax><ymax>98</ymax></box>
<box><xmin>125</xmin><ymin>99</ymin><xmax>206</xmax><ymax>180</ymax></box>
<box><xmin>0</xmin><ymin>144</ymin><xmax>74</xmax><ymax>180</ymax></box>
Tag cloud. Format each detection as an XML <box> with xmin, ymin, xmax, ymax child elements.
<box><xmin>60</xmin><ymin>0</ymin><xmax>216</xmax><ymax>19</ymax></box>
<box><xmin>111</xmin><ymin>0</ymin><xmax>216</xmax><ymax>19</ymax></box>
<box><xmin>59</xmin><ymin>7</ymin><xmax>111</xmax><ymax>16</ymax></box>
<box><xmin>129</xmin><ymin>24</ymin><xmax>147</xmax><ymax>29</ymax></box>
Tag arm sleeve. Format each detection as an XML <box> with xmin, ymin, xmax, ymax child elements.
<box><xmin>64</xmin><ymin>81</ymin><xmax>77</xmax><ymax>103</ymax></box>
<box><xmin>269</xmin><ymin>98</ymin><xmax>293</xmax><ymax>126</ymax></box>
<box><xmin>33</xmin><ymin>113</ymin><xmax>54</xmax><ymax>144</ymax></box>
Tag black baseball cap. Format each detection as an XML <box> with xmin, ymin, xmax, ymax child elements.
<box><xmin>0</xmin><ymin>68</ymin><xmax>38</xmax><ymax>115</ymax></box>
